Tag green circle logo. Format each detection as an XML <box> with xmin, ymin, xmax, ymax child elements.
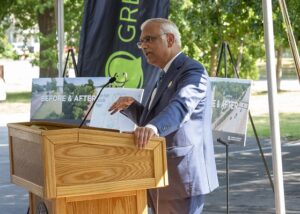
<box><xmin>105</xmin><ymin>51</ymin><xmax>143</xmax><ymax>88</ymax></box>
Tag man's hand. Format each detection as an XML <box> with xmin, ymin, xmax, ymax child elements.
<box><xmin>134</xmin><ymin>127</ymin><xmax>157</xmax><ymax>149</ymax></box>
<box><xmin>108</xmin><ymin>96</ymin><xmax>135</xmax><ymax>115</ymax></box>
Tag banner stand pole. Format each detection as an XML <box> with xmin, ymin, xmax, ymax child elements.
<box><xmin>215</xmin><ymin>42</ymin><xmax>275</xmax><ymax>214</ymax></box>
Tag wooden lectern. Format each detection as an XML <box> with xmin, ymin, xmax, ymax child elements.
<box><xmin>7</xmin><ymin>122</ymin><xmax>168</xmax><ymax>214</ymax></box>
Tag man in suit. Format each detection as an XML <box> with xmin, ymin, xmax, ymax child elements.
<box><xmin>109</xmin><ymin>18</ymin><xmax>218</xmax><ymax>214</ymax></box>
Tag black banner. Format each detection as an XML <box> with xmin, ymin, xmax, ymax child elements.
<box><xmin>77</xmin><ymin>0</ymin><xmax>169</xmax><ymax>102</ymax></box>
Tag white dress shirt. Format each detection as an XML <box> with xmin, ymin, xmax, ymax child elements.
<box><xmin>146</xmin><ymin>52</ymin><xmax>182</xmax><ymax>136</ymax></box>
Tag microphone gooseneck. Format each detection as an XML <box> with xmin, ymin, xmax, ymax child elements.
<box><xmin>79</xmin><ymin>77</ymin><xmax>116</xmax><ymax>128</ymax></box>
<box><xmin>108</xmin><ymin>76</ymin><xmax>116</xmax><ymax>84</ymax></box>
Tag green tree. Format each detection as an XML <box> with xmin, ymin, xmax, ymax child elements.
<box><xmin>32</xmin><ymin>83</ymin><xmax>44</xmax><ymax>92</ymax></box>
<box><xmin>0</xmin><ymin>0</ymin><xmax>84</xmax><ymax>77</ymax></box>
<box><xmin>273</xmin><ymin>0</ymin><xmax>300</xmax><ymax>91</ymax></box>
<box><xmin>62</xmin><ymin>79</ymin><xmax>95</xmax><ymax>120</ymax></box>
<box><xmin>0</xmin><ymin>34</ymin><xmax>16</xmax><ymax>58</ymax></box>
<box><xmin>169</xmin><ymin>0</ymin><xmax>264</xmax><ymax>79</ymax></box>
<box><xmin>2</xmin><ymin>0</ymin><xmax>299</xmax><ymax>81</ymax></box>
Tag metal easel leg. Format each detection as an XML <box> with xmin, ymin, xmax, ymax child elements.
<box><xmin>249</xmin><ymin>111</ymin><xmax>275</xmax><ymax>192</ymax></box>
<box><xmin>217</xmin><ymin>138</ymin><xmax>230</xmax><ymax>214</ymax></box>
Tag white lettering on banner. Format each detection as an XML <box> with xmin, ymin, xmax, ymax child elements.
<box><xmin>212</xmin><ymin>99</ymin><xmax>238</xmax><ymax>110</ymax></box>
<box><xmin>228</xmin><ymin>136</ymin><xmax>242</xmax><ymax>142</ymax></box>
<box><xmin>41</xmin><ymin>95</ymin><xmax>96</xmax><ymax>102</ymax></box>
<box><xmin>73</xmin><ymin>95</ymin><xmax>96</xmax><ymax>102</ymax></box>
<box><xmin>41</xmin><ymin>95</ymin><xmax>66</xmax><ymax>102</ymax></box>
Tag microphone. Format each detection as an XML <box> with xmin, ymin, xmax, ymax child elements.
<box><xmin>79</xmin><ymin>76</ymin><xmax>116</xmax><ymax>128</ymax></box>
<box><xmin>107</xmin><ymin>76</ymin><xmax>117</xmax><ymax>84</ymax></box>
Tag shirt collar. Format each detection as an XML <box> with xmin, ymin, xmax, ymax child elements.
<box><xmin>163</xmin><ymin>51</ymin><xmax>182</xmax><ymax>73</ymax></box>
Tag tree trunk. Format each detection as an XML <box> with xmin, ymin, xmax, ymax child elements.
<box><xmin>210</xmin><ymin>44</ymin><xmax>218</xmax><ymax>77</ymax></box>
<box><xmin>276</xmin><ymin>47</ymin><xmax>283</xmax><ymax>92</ymax></box>
<box><xmin>37</xmin><ymin>1</ymin><xmax>57</xmax><ymax>77</ymax></box>
<box><xmin>236</xmin><ymin>41</ymin><xmax>244</xmax><ymax>75</ymax></box>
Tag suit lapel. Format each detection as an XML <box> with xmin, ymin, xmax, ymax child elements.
<box><xmin>145</xmin><ymin>53</ymin><xmax>188</xmax><ymax>117</ymax></box>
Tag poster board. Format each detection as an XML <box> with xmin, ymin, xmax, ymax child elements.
<box><xmin>89</xmin><ymin>88</ymin><xmax>144</xmax><ymax>132</ymax></box>
<box><xmin>31</xmin><ymin>77</ymin><xmax>109</xmax><ymax>124</ymax></box>
<box><xmin>211</xmin><ymin>77</ymin><xmax>252</xmax><ymax>146</ymax></box>
<box><xmin>30</xmin><ymin>77</ymin><xmax>143</xmax><ymax>132</ymax></box>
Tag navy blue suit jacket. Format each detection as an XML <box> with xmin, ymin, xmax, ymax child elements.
<box><xmin>123</xmin><ymin>53</ymin><xmax>218</xmax><ymax>200</ymax></box>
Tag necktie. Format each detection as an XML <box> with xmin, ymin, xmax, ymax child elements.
<box><xmin>155</xmin><ymin>71</ymin><xmax>165</xmax><ymax>88</ymax></box>
<box><xmin>149</xmin><ymin>71</ymin><xmax>165</xmax><ymax>109</ymax></box>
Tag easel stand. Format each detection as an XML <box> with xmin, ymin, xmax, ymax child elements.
<box><xmin>215</xmin><ymin>42</ymin><xmax>274</xmax><ymax>214</ymax></box>
<box><xmin>63</xmin><ymin>48</ymin><xmax>79</xmax><ymax>77</ymax></box>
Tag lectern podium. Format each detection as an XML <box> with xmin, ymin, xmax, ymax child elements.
<box><xmin>7</xmin><ymin>122</ymin><xmax>168</xmax><ymax>214</ymax></box>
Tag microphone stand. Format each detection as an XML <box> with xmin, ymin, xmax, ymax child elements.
<box><xmin>79</xmin><ymin>77</ymin><xmax>116</xmax><ymax>128</ymax></box>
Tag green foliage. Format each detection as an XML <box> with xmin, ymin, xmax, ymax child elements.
<box><xmin>32</xmin><ymin>83</ymin><xmax>44</xmax><ymax>93</ymax></box>
<box><xmin>47</xmin><ymin>111</ymin><xmax>61</xmax><ymax>119</ymax></box>
<box><xmin>0</xmin><ymin>35</ymin><xmax>17</xmax><ymax>58</ymax></box>
<box><xmin>64</xmin><ymin>0</ymin><xmax>84</xmax><ymax>49</ymax></box>
<box><xmin>0</xmin><ymin>0</ymin><xmax>84</xmax><ymax>76</ymax></box>
<box><xmin>239</xmin><ymin>51</ymin><xmax>260</xmax><ymax>80</ymax></box>
<box><xmin>169</xmin><ymin>0</ymin><xmax>265</xmax><ymax>79</ymax></box>
<box><xmin>62</xmin><ymin>79</ymin><xmax>96</xmax><ymax>120</ymax></box>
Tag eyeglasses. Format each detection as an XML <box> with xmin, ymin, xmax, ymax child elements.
<box><xmin>137</xmin><ymin>33</ymin><xmax>167</xmax><ymax>49</ymax></box>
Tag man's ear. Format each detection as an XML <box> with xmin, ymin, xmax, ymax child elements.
<box><xmin>167</xmin><ymin>33</ymin><xmax>175</xmax><ymax>47</ymax></box>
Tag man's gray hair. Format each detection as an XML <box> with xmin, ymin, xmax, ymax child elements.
<box><xmin>141</xmin><ymin>18</ymin><xmax>182</xmax><ymax>48</ymax></box>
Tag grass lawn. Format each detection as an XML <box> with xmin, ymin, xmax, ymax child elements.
<box><xmin>248</xmin><ymin>113</ymin><xmax>300</xmax><ymax>140</ymax></box>
<box><xmin>5</xmin><ymin>92</ymin><xmax>31</xmax><ymax>103</ymax></box>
